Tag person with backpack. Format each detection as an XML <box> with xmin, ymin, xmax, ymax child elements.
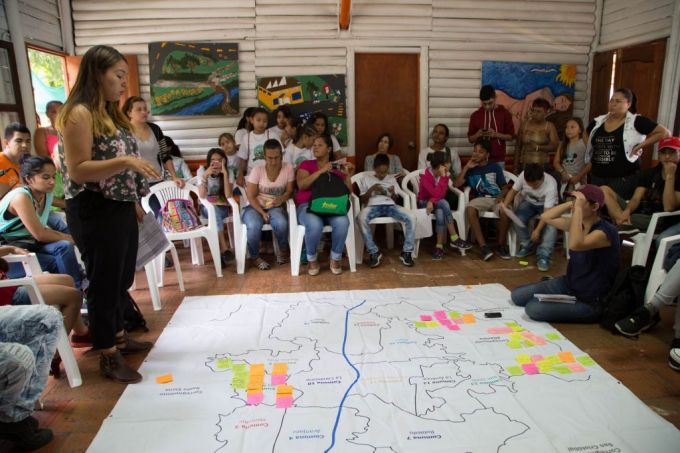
<box><xmin>511</xmin><ymin>185</ymin><xmax>620</xmax><ymax>322</ymax></box>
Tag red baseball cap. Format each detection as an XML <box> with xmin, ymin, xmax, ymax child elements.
<box><xmin>658</xmin><ymin>136</ymin><xmax>680</xmax><ymax>152</ymax></box>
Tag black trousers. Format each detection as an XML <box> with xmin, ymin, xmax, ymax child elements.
<box><xmin>65</xmin><ymin>190</ymin><xmax>138</xmax><ymax>349</ymax></box>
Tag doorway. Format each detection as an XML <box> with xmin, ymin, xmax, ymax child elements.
<box><xmin>354</xmin><ymin>53</ymin><xmax>419</xmax><ymax>172</ymax></box>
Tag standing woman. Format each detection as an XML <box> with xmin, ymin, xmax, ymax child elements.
<box><xmin>34</xmin><ymin>100</ymin><xmax>63</xmax><ymax>159</ymax></box>
<box><xmin>514</xmin><ymin>98</ymin><xmax>559</xmax><ymax>174</ymax></box>
<box><xmin>586</xmin><ymin>87</ymin><xmax>670</xmax><ymax>199</ymax></box>
<box><xmin>295</xmin><ymin>135</ymin><xmax>354</xmax><ymax>275</ymax></box>
<box><xmin>57</xmin><ymin>45</ymin><xmax>160</xmax><ymax>384</ymax></box>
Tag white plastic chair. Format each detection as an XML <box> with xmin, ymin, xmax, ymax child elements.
<box><xmin>287</xmin><ymin>198</ymin><xmax>357</xmax><ymax>276</ymax></box>
<box><xmin>645</xmin><ymin>233</ymin><xmax>680</xmax><ymax>303</ymax></box>
<box><xmin>460</xmin><ymin>170</ymin><xmax>518</xmax><ymax>255</ymax></box>
<box><xmin>351</xmin><ymin>171</ymin><xmax>412</xmax><ymax>264</ymax></box>
<box><xmin>141</xmin><ymin>181</ymin><xmax>223</xmax><ymax>278</ymax></box>
<box><xmin>630</xmin><ymin>210</ymin><xmax>680</xmax><ymax>266</ymax></box>
<box><xmin>0</xmin><ymin>254</ymin><xmax>82</xmax><ymax>388</ymax></box>
<box><xmin>145</xmin><ymin>242</ymin><xmax>184</xmax><ymax>311</ymax></box>
<box><xmin>401</xmin><ymin>169</ymin><xmax>466</xmax><ymax>257</ymax></box>
<box><xmin>227</xmin><ymin>192</ymin><xmax>285</xmax><ymax>275</ymax></box>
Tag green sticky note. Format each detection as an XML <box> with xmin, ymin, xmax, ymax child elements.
<box><xmin>545</xmin><ymin>333</ymin><xmax>562</xmax><ymax>341</ymax></box>
<box><xmin>506</xmin><ymin>366</ymin><xmax>524</xmax><ymax>376</ymax></box>
<box><xmin>537</xmin><ymin>364</ymin><xmax>553</xmax><ymax>373</ymax></box>
<box><xmin>553</xmin><ymin>365</ymin><xmax>572</xmax><ymax>374</ymax></box>
<box><xmin>415</xmin><ymin>321</ymin><xmax>427</xmax><ymax>328</ymax></box>
<box><xmin>232</xmin><ymin>364</ymin><xmax>248</xmax><ymax>375</ymax></box>
<box><xmin>506</xmin><ymin>340</ymin><xmax>522</xmax><ymax>349</ymax></box>
<box><xmin>522</xmin><ymin>339</ymin><xmax>535</xmax><ymax>347</ymax></box>
<box><xmin>511</xmin><ymin>326</ymin><xmax>525</xmax><ymax>332</ymax></box>
<box><xmin>216</xmin><ymin>358</ymin><xmax>232</xmax><ymax>369</ymax></box>
<box><xmin>515</xmin><ymin>354</ymin><xmax>532</xmax><ymax>364</ymax></box>
<box><xmin>519</xmin><ymin>260</ymin><xmax>529</xmax><ymax>266</ymax></box>
<box><xmin>505</xmin><ymin>321</ymin><xmax>518</xmax><ymax>327</ymax></box>
<box><xmin>577</xmin><ymin>356</ymin><xmax>596</xmax><ymax>366</ymax></box>
<box><xmin>427</xmin><ymin>321</ymin><xmax>440</xmax><ymax>327</ymax></box>
<box><xmin>448</xmin><ymin>311</ymin><xmax>461</xmax><ymax>319</ymax></box>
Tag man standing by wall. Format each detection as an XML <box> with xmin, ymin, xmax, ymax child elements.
<box><xmin>468</xmin><ymin>85</ymin><xmax>515</xmax><ymax>170</ymax></box>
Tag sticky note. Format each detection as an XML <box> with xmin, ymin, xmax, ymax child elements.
<box><xmin>506</xmin><ymin>340</ymin><xmax>522</xmax><ymax>349</ymax></box>
<box><xmin>530</xmin><ymin>354</ymin><xmax>544</xmax><ymax>363</ymax></box>
<box><xmin>537</xmin><ymin>363</ymin><xmax>553</xmax><ymax>373</ymax></box>
<box><xmin>232</xmin><ymin>364</ymin><xmax>248</xmax><ymax>374</ymax></box>
<box><xmin>272</xmin><ymin>363</ymin><xmax>288</xmax><ymax>375</ymax></box>
<box><xmin>511</xmin><ymin>325</ymin><xmax>524</xmax><ymax>332</ymax></box>
<box><xmin>415</xmin><ymin>321</ymin><xmax>428</xmax><ymax>328</ymax></box>
<box><xmin>462</xmin><ymin>314</ymin><xmax>476</xmax><ymax>324</ymax></box>
<box><xmin>271</xmin><ymin>374</ymin><xmax>287</xmax><ymax>385</ymax></box>
<box><xmin>522</xmin><ymin>339</ymin><xmax>535</xmax><ymax>347</ymax></box>
<box><xmin>448</xmin><ymin>311</ymin><xmax>461</xmax><ymax>319</ymax></box>
<box><xmin>276</xmin><ymin>396</ymin><xmax>293</xmax><ymax>408</ymax></box>
<box><xmin>440</xmin><ymin>319</ymin><xmax>453</xmax><ymax>326</ymax></box>
<box><xmin>577</xmin><ymin>356</ymin><xmax>596</xmax><ymax>366</ymax></box>
<box><xmin>446</xmin><ymin>324</ymin><xmax>460</xmax><ymax>331</ymax></box>
<box><xmin>155</xmin><ymin>373</ymin><xmax>173</xmax><ymax>384</ymax></box>
<box><xmin>506</xmin><ymin>366</ymin><xmax>524</xmax><ymax>376</ymax></box>
<box><xmin>545</xmin><ymin>333</ymin><xmax>562</xmax><ymax>341</ymax></box>
<box><xmin>451</xmin><ymin>318</ymin><xmax>464</xmax><ymax>324</ymax></box>
<box><xmin>231</xmin><ymin>379</ymin><xmax>248</xmax><ymax>390</ymax></box>
<box><xmin>515</xmin><ymin>354</ymin><xmax>532</xmax><ymax>364</ymax></box>
<box><xmin>249</xmin><ymin>364</ymin><xmax>265</xmax><ymax>376</ymax></box>
<box><xmin>248</xmin><ymin>374</ymin><xmax>265</xmax><ymax>385</ymax></box>
<box><xmin>568</xmin><ymin>363</ymin><xmax>586</xmax><ymax>373</ymax></box>
<box><xmin>420</xmin><ymin>315</ymin><xmax>433</xmax><ymax>321</ymax></box>
<box><xmin>276</xmin><ymin>384</ymin><xmax>293</xmax><ymax>396</ymax></box>
<box><xmin>519</xmin><ymin>260</ymin><xmax>529</xmax><ymax>266</ymax></box>
<box><xmin>553</xmin><ymin>365</ymin><xmax>572</xmax><ymax>374</ymax></box>
<box><xmin>434</xmin><ymin>310</ymin><xmax>447</xmax><ymax>318</ymax></box>
<box><xmin>521</xmin><ymin>364</ymin><xmax>539</xmax><ymax>375</ymax></box>
<box><xmin>533</xmin><ymin>337</ymin><xmax>547</xmax><ymax>345</ymax></box>
<box><xmin>558</xmin><ymin>352</ymin><xmax>576</xmax><ymax>363</ymax></box>
<box><xmin>505</xmin><ymin>321</ymin><xmax>519</xmax><ymax>327</ymax></box>
<box><xmin>508</xmin><ymin>332</ymin><xmax>523</xmax><ymax>340</ymax></box>
<box><xmin>247</xmin><ymin>393</ymin><xmax>264</xmax><ymax>405</ymax></box>
<box><xmin>544</xmin><ymin>355</ymin><xmax>561</xmax><ymax>364</ymax></box>
<box><xmin>216</xmin><ymin>358</ymin><xmax>232</xmax><ymax>369</ymax></box>
<box><xmin>426</xmin><ymin>321</ymin><xmax>440</xmax><ymax>327</ymax></box>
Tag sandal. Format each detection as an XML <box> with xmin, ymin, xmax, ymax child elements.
<box><xmin>307</xmin><ymin>260</ymin><xmax>320</xmax><ymax>276</ymax></box>
<box><xmin>253</xmin><ymin>257</ymin><xmax>271</xmax><ymax>271</ymax></box>
<box><xmin>330</xmin><ymin>259</ymin><xmax>343</xmax><ymax>275</ymax></box>
<box><xmin>276</xmin><ymin>251</ymin><xmax>289</xmax><ymax>265</ymax></box>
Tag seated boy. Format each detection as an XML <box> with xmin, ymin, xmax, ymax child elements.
<box><xmin>501</xmin><ymin>163</ymin><xmax>559</xmax><ymax>271</ymax></box>
<box><xmin>355</xmin><ymin>153</ymin><xmax>415</xmax><ymax>268</ymax></box>
<box><xmin>601</xmin><ymin>136</ymin><xmax>680</xmax><ymax>236</ymax></box>
<box><xmin>454</xmin><ymin>140</ymin><xmax>510</xmax><ymax>261</ymax></box>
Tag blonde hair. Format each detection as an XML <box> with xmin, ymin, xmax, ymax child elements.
<box><xmin>56</xmin><ymin>45</ymin><xmax>131</xmax><ymax>137</ymax></box>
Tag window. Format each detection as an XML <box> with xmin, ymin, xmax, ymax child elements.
<box><xmin>27</xmin><ymin>46</ymin><xmax>66</xmax><ymax>127</ymax></box>
<box><xmin>0</xmin><ymin>40</ymin><xmax>24</xmax><ymax>129</ymax></box>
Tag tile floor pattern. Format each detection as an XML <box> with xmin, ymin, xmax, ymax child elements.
<box><xmin>16</xmin><ymin>242</ymin><xmax>680</xmax><ymax>452</ymax></box>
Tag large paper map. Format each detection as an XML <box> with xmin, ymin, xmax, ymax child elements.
<box><xmin>88</xmin><ymin>285</ymin><xmax>680</xmax><ymax>452</ymax></box>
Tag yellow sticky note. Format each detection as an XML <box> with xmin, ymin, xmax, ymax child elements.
<box><xmin>522</xmin><ymin>339</ymin><xmax>535</xmax><ymax>347</ymax></box>
<box><xmin>249</xmin><ymin>364</ymin><xmax>265</xmax><ymax>376</ymax></box>
<box><xmin>272</xmin><ymin>363</ymin><xmax>288</xmax><ymax>375</ymax></box>
<box><xmin>508</xmin><ymin>332</ymin><xmax>523</xmax><ymax>340</ymax></box>
<box><xmin>544</xmin><ymin>355</ymin><xmax>561</xmax><ymax>364</ymax></box>
<box><xmin>155</xmin><ymin>373</ymin><xmax>173</xmax><ymax>384</ymax></box>
<box><xmin>276</xmin><ymin>384</ymin><xmax>293</xmax><ymax>396</ymax></box>
<box><xmin>462</xmin><ymin>314</ymin><xmax>476</xmax><ymax>324</ymax></box>
<box><xmin>558</xmin><ymin>351</ymin><xmax>576</xmax><ymax>363</ymax></box>
<box><xmin>515</xmin><ymin>354</ymin><xmax>532</xmax><ymax>365</ymax></box>
<box><xmin>216</xmin><ymin>358</ymin><xmax>232</xmax><ymax>369</ymax></box>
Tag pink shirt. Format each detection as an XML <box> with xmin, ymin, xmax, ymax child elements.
<box><xmin>246</xmin><ymin>162</ymin><xmax>294</xmax><ymax>208</ymax></box>
<box><xmin>294</xmin><ymin>159</ymin><xmax>346</xmax><ymax>206</ymax></box>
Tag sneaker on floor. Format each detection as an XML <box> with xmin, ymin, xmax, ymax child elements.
<box><xmin>496</xmin><ymin>245</ymin><xmax>511</xmax><ymax>260</ymax></box>
<box><xmin>537</xmin><ymin>257</ymin><xmax>550</xmax><ymax>272</ymax></box>
<box><xmin>480</xmin><ymin>245</ymin><xmax>493</xmax><ymax>261</ymax></box>
<box><xmin>432</xmin><ymin>247</ymin><xmax>444</xmax><ymax>260</ymax></box>
<box><xmin>614</xmin><ymin>305</ymin><xmax>661</xmax><ymax>337</ymax></box>
<box><xmin>450</xmin><ymin>238</ymin><xmax>473</xmax><ymax>250</ymax></box>
<box><xmin>669</xmin><ymin>338</ymin><xmax>680</xmax><ymax>371</ymax></box>
<box><xmin>368</xmin><ymin>252</ymin><xmax>382</xmax><ymax>268</ymax></box>
<box><xmin>515</xmin><ymin>246</ymin><xmax>534</xmax><ymax>258</ymax></box>
<box><xmin>0</xmin><ymin>417</ymin><xmax>53</xmax><ymax>451</ymax></box>
<box><xmin>616</xmin><ymin>223</ymin><xmax>640</xmax><ymax>237</ymax></box>
<box><xmin>400</xmin><ymin>251</ymin><xmax>414</xmax><ymax>267</ymax></box>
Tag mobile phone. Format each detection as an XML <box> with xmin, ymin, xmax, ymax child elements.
<box><xmin>484</xmin><ymin>312</ymin><xmax>502</xmax><ymax>318</ymax></box>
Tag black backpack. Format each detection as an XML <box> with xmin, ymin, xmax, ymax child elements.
<box><xmin>600</xmin><ymin>265</ymin><xmax>649</xmax><ymax>332</ymax></box>
<box><xmin>122</xmin><ymin>292</ymin><xmax>149</xmax><ymax>333</ymax></box>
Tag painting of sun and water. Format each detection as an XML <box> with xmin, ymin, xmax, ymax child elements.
<box><xmin>149</xmin><ymin>42</ymin><xmax>239</xmax><ymax>116</ymax></box>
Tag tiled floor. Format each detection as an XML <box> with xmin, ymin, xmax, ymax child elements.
<box><xmin>20</xmin><ymin>240</ymin><xmax>680</xmax><ymax>452</ymax></box>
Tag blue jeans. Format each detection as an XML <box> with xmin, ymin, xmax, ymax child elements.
<box><xmin>514</xmin><ymin>201</ymin><xmax>557</xmax><ymax>260</ymax></box>
<box><xmin>242</xmin><ymin>206</ymin><xmax>289</xmax><ymax>258</ymax></box>
<box><xmin>47</xmin><ymin>211</ymin><xmax>69</xmax><ymax>233</ymax></box>
<box><xmin>8</xmin><ymin>240</ymin><xmax>86</xmax><ymax>290</ymax></box>
<box><xmin>0</xmin><ymin>305</ymin><xmax>61</xmax><ymax>422</ymax></box>
<box><xmin>200</xmin><ymin>204</ymin><xmax>230</xmax><ymax>227</ymax></box>
<box><xmin>359</xmin><ymin>204</ymin><xmax>414</xmax><ymax>254</ymax></box>
<box><xmin>417</xmin><ymin>199</ymin><xmax>452</xmax><ymax>234</ymax></box>
<box><xmin>656</xmin><ymin>222</ymin><xmax>680</xmax><ymax>248</ymax></box>
<box><xmin>297</xmin><ymin>203</ymin><xmax>349</xmax><ymax>261</ymax></box>
<box><xmin>511</xmin><ymin>276</ymin><xmax>602</xmax><ymax>323</ymax></box>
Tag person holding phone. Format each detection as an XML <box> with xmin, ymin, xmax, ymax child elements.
<box><xmin>468</xmin><ymin>85</ymin><xmax>515</xmax><ymax>170</ymax></box>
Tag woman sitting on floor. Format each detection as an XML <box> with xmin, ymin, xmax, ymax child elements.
<box><xmin>0</xmin><ymin>156</ymin><xmax>87</xmax><ymax>291</ymax></box>
<box><xmin>511</xmin><ymin>185</ymin><xmax>619</xmax><ymax>322</ymax></box>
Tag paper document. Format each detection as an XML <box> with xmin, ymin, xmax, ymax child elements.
<box><xmin>501</xmin><ymin>204</ymin><xmax>526</xmax><ymax>228</ymax></box>
<box><xmin>534</xmin><ymin>294</ymin><xmax>577</xmax><ymax>304</ymax></box>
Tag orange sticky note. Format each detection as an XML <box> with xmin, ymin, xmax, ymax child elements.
<box><xmin>249</xmin><ymin>364</ymin><xmax>265</xmax><ymax>376</ymax></box>
<box><xmin>276</xmin><ymin>384</ymin><xmax>293</xmax><ymax>396</ymax></box>
<box><xmin>558</xmin><ymin>351</ymin><xmax>576</xmax><ymax>363</ymax></box>
<box><xmin>248</xmin><ymin>374</ymin><xmax>265</xmax><ymax>385</ymax></box>
<box><xmin>462</xmin><ymin>314</ymin><xmax>476</xmax><ymax>324</ymax></box>
<box><xmin>272</xmin><ymin>363</ymin><xmax>288</xmax><ymax>375</ymax></box>
<box><xmin>155</xmin><ymin>373</ymin><xmax>173</xmax><ymax>384</ymax></box>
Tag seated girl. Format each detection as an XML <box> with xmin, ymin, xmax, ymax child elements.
<box><xmin>242</xmin><ymin>139</ymin><xmax>294</xmax><ymax>270</ymax></box>
<box><xmin>285</xmin><ymin>125</ymin><xmax>316</xmax><ymax>170</ymax></box>
<box><xmin>0</xmin><ymin>156</ymin><xmax>87</xmax><ymax>291</ymax></box>
<box><xmin>197</xmin><ymin>148</ymin><xmax>234</xmax><ymax>266</ymax></box>
<box><xmin>511</xmin><ymin>185</ymin><xmax>620</xmax><ymax>322</ymax></box>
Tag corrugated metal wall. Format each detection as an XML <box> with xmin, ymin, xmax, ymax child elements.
<box><xmin>71</xmin><ymin>0</ymin><xmax>596</xmax><ymax>160</ymax></box>
<box><xmin>599</xmin><ymin>0</ymin><xmax>675</xmax><ymax>50</ymax></box>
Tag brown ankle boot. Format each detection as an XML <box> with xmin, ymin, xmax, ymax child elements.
<box><xmin>100</xmin><ymin>351</ymin><xmax>142</xmax><ymax>383</ymax></box>
<box><xmin>115</xmin><ymin>333</ymin><xmax>153</xmax><ymax>355</ymax></box>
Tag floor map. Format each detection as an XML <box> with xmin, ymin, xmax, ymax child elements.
<box><xmin>88</xmin><ymin>285</ymin><xmax>680</xmax><ymax>452</ymax></box>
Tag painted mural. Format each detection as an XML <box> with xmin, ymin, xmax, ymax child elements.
<box><xmin>149</xmin><ymin>42</ymin><xmax>239</xmax><ymax>116</ymax></box>
<box><xmin>256</xmin><ymin>74</ymin><xmax>347</xmax><ymax>145</ymax></box>
<box><xmin>481</xmin><ymin>61</ymin><xmax>577</xmax><ymax>140</ymax></box>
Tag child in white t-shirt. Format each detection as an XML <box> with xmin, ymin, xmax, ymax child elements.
<box><xmin>237</xmin><ymin>107</ymin><xmax>283</xmax><ymax>178</ymax></box>
<box><xmin>217</xmin><ymin>132</ymin><xmax>242</xmax><ymax>187</ymax></box>
<box><xmin>284</xmin><ymin>125</ymin><xmax>316</xmax><ymax>169</ymax></box>
<box><xmin>267</xmin><ymin>105</ymin><xmax>292</xmax><ymax>145</ymax></box>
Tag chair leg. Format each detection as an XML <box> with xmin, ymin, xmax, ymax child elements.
<box><xmin>347</xmin><ymin>221</ymin><xmax>357</xmax><ymax>273</ymax></box>
<box><xmin>290</xmin><ymin>226</ymin><xmax>305</xmax><ymax>276</ymax></box>
<box><xmin>235</xmin><ymin>227</ymin><xmax>247</xmax><ymax>275</ymax></box>
<box><xmin>205</xmin><ymin>235</ymin><xmax>223</xmax><ymax>278</ymax></box>
<box><xmin>145</xmin><ymin>261</ymin><xmax>162</xmax><ymax>311</ymax></box>
<box><xmin>413</xmin><ymin>239</ymin><xmax>420</xmax><ymax>258</ymax></box>
<box><xmin>56</xmin><ymin>326</ymin><xmax>82</xmax><ymax>388</ymax></box>
<box><xmin>154</xmin><ymin>252</ymin><xmax>165</xmax><ymax>288</ymax></box>
<box><xmin>169</xmin><ymin>244</ymin><xmax>185</xmax><ymax>292</ymax></box>
<box><xmin>225</xmin><ymin>220</ymin><xmax>235</xmax><ymax>251</ymax></box>
<box><xmin>355</xmin><ymin>224</ymin><xmax>364</xmax><ymax>264</ymax></box>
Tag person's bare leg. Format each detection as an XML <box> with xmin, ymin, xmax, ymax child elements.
<box><xmin>466</xmin><ymin>207</ymin><xmax>486</xmax><ymax>247</ymax></box>
<box><xmin>601</xmin><ymin>185</ymin><xmax>627</xmax><ymax>224</ymax></box>
<box><xmin>497</xmin><ymin>211</ymin><xmax>510</xmax><ymax>246</ymax></box>
<box><xmin>35</xmin><ymin>283</ymin><xmax>82</xmax><ymax>333</ymax></box>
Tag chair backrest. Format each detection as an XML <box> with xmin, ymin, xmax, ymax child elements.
<box><xmin>503</xmin><ymin>170</ymin><xmax>518</xmax><ymax>185</ymax></box>
<box><xmin>142</xmin><ymin>181</ymin><xmax>199</xmax><ymax>213</ymax></box>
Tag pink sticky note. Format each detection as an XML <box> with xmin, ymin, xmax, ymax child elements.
<box><xmin>521</xmin><ymin>364</ymin><xmax>540</xmax><ymax>375</ymax></box>
<box><xmin>452</xmin><ymin>318</ymin><xmax>463</xmax><ymax>324</ymax></box>
<box><xmin>433</xmin><ymin>310</ymin><xmax>447</xmax><ymax>319</ymax></box>
<box><xmin>440</xmin><ymin>319</ymin><xmax>453</xmax><ymax>326</ymax></box>
<box><xmin>568</xmin><ymin>363</ymin><xmax>586</xmax><ymax>373</ymax></box>
<box><xmin>446</xmin><ymin>324</ymin><xmax>460</xmax><ymax>331</ymax></box>
<box><xmin>420</xmin><ymin>315</ymin><xmax>433</xmax><ymax>321</ymax></box>
<box><xmin>530</xmin><ymin>354</ymin><xmax>544</xmax><ymax>363</ymax></box>
<box><xmin>534</xmin><ymin>338</ymin><xmax>547</xmax><ymax>345</ymax></box>
<box><xmin>247</xmin><ymin>393</ymin><xmax>264</xmax><ymax>405</ymax></box>
<box><xmin>271</xmin><ymin>374</ymin><xmax>287</xmax><ymax>385</ymax></box>
<box><xmin>276</xmin><ymin>396</ymin><xmax>293</xmax><ymax>408</ymax></box>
